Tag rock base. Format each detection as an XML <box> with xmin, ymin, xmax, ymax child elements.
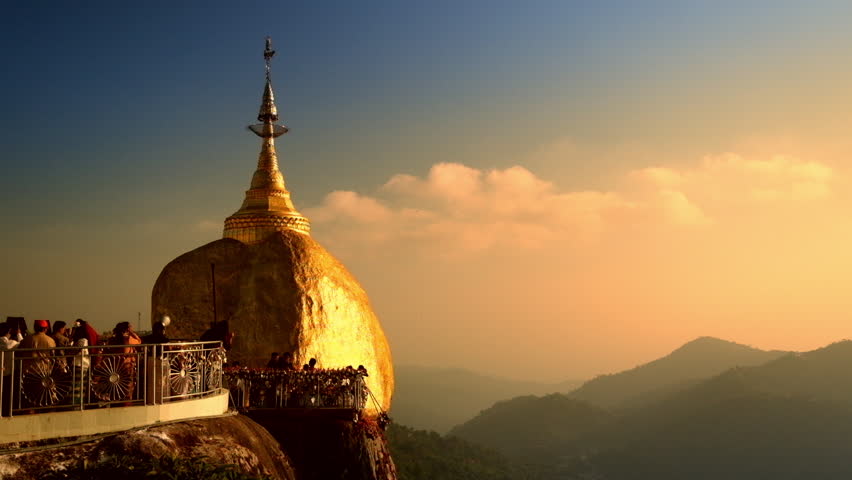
<box><xmin>0</xmin><ymin>414</ymin><xmax>295</xmax><ymax>480</ymax></box>
<box><xmin>247</xmin><ymin>409</ymin><xmax>396</xmax><ymax>480</ymax></box>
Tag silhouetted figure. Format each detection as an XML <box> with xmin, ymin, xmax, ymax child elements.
<box><xmin>277</xmin><ymin>351</ymin><xmax>296</xmax><ymax>370</ymax></box>
<box><xmin>7</xmin><ymin>317</ymin><xmax>28</xmax><ymax>338</ymax></box>
<box><xmin>0</xmin><ymin>323</ymin><xmax>20</xmax><ymax>416</ymax></box>
<box><xmin>200</xmin><ymin>322</ymin><xmax>234</xmax><ymax>350</ymax></box>
<box><xmin>74</xmin><ymin>319</ymin><xmax>99</xmax><ymax>348</ymax></box>
<box><xmin>49</xmin><ymin>321</ymin><xmax>71</xmax><ymax>371</ymax></box>
<box><xmin>142</xmin><ymin>321</ymin><xmax>168</xmax><ymax>344</ymax></box>
<box><xmin>303</xmin><ymin>357</ymin><xmax>317</xmax><ymax>371</ymax></box>
<box><xmin>267</xmin><ymin>352</ymin><xmax>280</xmax><ymax>368</ymax></box>
<box><xmin>357</xmin><ymin>365</ymin><xmax>368</xmax><ymax>377</ymax></box>
<box><xmin>50</xmin><ymin>321</ymin><xmax>71</xmax><ymax>348</ymax></box>
<box><xmin>19</xmin><ymin>320</ymin><xmax>55</xmax><ymax>350</ymax></box>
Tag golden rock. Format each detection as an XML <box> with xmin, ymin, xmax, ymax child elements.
<box><xmin>151</xmin><ymin>232</ymin><xmax>394</xmax><ymax>413</ymax></box>
<box><xmin>150</xmin><ymin>39</ymin><xmax>394</xmax><ymax>413</ymax></box>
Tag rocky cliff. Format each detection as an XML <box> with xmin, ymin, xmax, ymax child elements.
<box><xmin>0</xmin><ymin>412</ymin><xmax>397</xmax><ymax>480</ymax></box>
<box><xmin>248</xmin><ymin>410</ymin><xmax>396</xmax><ymax>480</ymax></box>
<box><xmin>0</xmin><ymin>414</ymin><xmax>295</xmax><ymax>480</ymax></box>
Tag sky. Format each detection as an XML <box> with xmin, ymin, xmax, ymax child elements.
<box><xmin>3</xmin><ymin>1</ymin><xmax>852</xmax><ymax>381</ymax></box>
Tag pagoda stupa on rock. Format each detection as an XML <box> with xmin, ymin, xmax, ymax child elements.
<box><xmin>151</xmin><ymin>38</ymin><xmax>394</xmax><ymax>413</ymax></box>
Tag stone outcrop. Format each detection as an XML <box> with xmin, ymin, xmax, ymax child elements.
<box><xmin>0</xmin><ymin>414</ymin><xmax>295</xmax><ymax>480</ymax></box>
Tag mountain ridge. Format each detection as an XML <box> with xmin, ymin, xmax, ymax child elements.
<box><xmin>442</xmin><ymin>338</ymin><xmax>852</xmax><ymax>479</ymax></box>
<box><xmin>568</xmin><ymin>336</ymin><xmax>788</xmax><ymax>408</ymax></box>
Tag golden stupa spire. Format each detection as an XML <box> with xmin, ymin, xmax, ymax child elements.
<box><xmin>224</xmin><ymin>37</ymin><xmax>311</xmax><ymax>244</ymax></box>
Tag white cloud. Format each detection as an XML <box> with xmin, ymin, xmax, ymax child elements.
<box><xmin>305</xmin><ymin>143</ymin><xmax>835</xmax><ymax>258</ymax></box>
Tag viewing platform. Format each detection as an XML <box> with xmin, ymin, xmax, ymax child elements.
<box><xmin>0</xmin><ymin>341</ymin><xmax>381</xmax><ymax>446</ymax></box>
<box><xmin>224</xmin><ymin>367</ymin><xmax>373</xmax><ymax>422</ymax></box>
<box><xmin>0</xmin><ymin>341</ymin><xmax>228</xmax><ymax>444</ymax></box>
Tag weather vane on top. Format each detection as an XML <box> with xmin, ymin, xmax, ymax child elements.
<box><xmin>264</xmin><ymin>36</ymin><xmax>276</xmax><ymax>80</ymax></box>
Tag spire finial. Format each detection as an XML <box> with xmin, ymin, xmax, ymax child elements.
<box><xmin>251</xmin><ymin>36</ymin><xmax>286</xmax><ymax>133</ymax></box>
<box><xmin>223</xmin><ymin>37</ymin><xmax>310</xmax><ymax>242</ymax></box>
<box><xmin>264</xmin><ymin>36</ymin><xmax>275</xmax><ymax>81</ymax></box>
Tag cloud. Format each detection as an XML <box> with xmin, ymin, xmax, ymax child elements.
<box><xmin>304</xmin><ymin>143</ymin><xmax>835</xmax><ymax>258</ymax></box>
<box><xmin>634</xmin><ymin>153</ymin><xmax>834</xmax><ymax>206</ymax></box>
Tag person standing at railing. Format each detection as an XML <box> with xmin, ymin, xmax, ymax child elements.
<box><xmin>266</xmin><ymin>352</ymin><xmax>280</xmax><ymax>368</ymax></box>
<box><xmin>142</xmin><ymin>321</ymin><xmax>168</xmax><ymax>404</ymax></box>
<box><xmin>17</xmin><ymin>320</ymin><xmax>56</xmax><ymax>410</ymax></box>
<box><xmin>0</xmin><ymin>324</ymin><xmax>20</xmax><ymax>351</ymax></box>
<box><xmin>142</xmin><ymin>321</ymin><xmax>168</xmax><ymax>345</ymax></box>
<box><xmin>18</xmin><ymin>320</ymin><xmax>56</xmax><ymax>355</ymax></box>
<box><xmin>302</xmin><ymin>358</ymin><xmax>317</xmax><ymax>371</ymax></box>
<box><xmin>2</xmin><ymin>320</ymin><xmax>23</xmax><ymax>344</ymax></box>
<box><xmin>0</xmin><ymin>324</ymin><xmax>21</xmax><ymax>416</ymax></box>
<box><xmin>50</xmin><ymin>321</ymin><xmax>72</xmax><ymax>373</ymax></box>
<box><xmin>108</xmin><ymin>322</ymin><xmax>142</xmax><ymax>402</ymax></box>
<box><xmin>276</xmin><ymin>351</ymin><xmax>296</xmax><ymax>370</ymax></box>
<box><xmin>71</xmin><ymin>326</ymin><xmax>90</xmax><ymax>405</ymax></box>
<box><xmin>6</xmin><ymin>317</ymin><xmax>29</xmax><ymax>339</ymax></box>
<box><xmin>73</xmin><ymin>319</ymin><xmax>98</xmax><ymax>349</ymax></box>
<box><xmin>50</xmin><ymin>321</ymin><xmax>71</xmax><ymax>348</ymax></box>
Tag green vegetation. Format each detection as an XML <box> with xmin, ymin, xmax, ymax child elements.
<box><xmin>387</xmin><ymin>423</ymin><xmax>527</xmax><ymax>480</ymax></box>
<box><xmin>42</xmin><ymin>454</ymin><xmax>271</xmax><ymax>480</ymax></box>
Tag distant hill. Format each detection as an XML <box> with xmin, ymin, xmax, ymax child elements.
<box><xmin>634</xmin><ymin>339</ymin><xmax>852</xmax><ymax>417</ymax></box>
<box><xmin>448</xmin><ymin>394</ymin><xmax>613</xmax><ymax>464</ymax></box>
<box><xmin>443</xmin><ymin>339</ymin><xmax>852</xmax><ymax>479</ymax></box>
<box><xmin>569</xmin><ymin>336</ymin><xmax>787</xmax><ymax>408</ymax></box>
<box><xmin>387</xmin><ymin>423</ymin><xmax>524</xmax><ymax>480</ymax></box>
<box><xmin>391</xmin><ymin>365</ymin><xmax>580</xmax><ymax>433</ymax></box>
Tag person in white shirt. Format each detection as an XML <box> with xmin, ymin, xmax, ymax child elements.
<box><xmin>0</xmin><ymin>323</ymin><xmax>20</xmax><ymax>416</ymax></box>
<box><xmin>70</xmin><ymin>326</ymin><xmax>90</xmax><ymax>405</ymax></box>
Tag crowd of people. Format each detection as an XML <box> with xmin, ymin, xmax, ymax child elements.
<box><xmin>226</xmin><ymin>353</ymin><xmax>370</xmax><ymax>411</ymax></box>
<box><xmin>0</xmin><ymin>316</ymin><xmax>373</xmax><ymax>415</ymax></box>
<box><xmin>262</xmin><ymin>351</ymin><xmax>369</xmax><ymax>377</ymax></box>
<box><xmin>0</xmin><ymin>317</ymin><xmax>195</xmax><ymax>413</ymax></box>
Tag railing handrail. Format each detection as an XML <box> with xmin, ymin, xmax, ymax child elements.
<box><xmin>8</xmin><ymin>340</ymin><xmax>222</xmax><ymax>352</ymax></box>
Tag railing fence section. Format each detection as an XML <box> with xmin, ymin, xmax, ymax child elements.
<box><xmin>224</xmin><ymin>368</ymin><xmax>368</xmax><ymax>412</ymax></box>
<box><xmin>0</xmin><ymin>341</ymin><xmax>224</xmax><ymax>417</ymax></box>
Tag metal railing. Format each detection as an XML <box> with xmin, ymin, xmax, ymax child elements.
<box><xmin>224</xmin><ymin>368</ymin><xmax>367</xmax><ymax>411</ymax></box>
<box><xmin>0</xmin><ymin>341</ymin><xmax>224</xmax><ymax>417</ymax></box>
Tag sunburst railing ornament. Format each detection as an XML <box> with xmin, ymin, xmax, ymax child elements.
<box><xmin>205</xmin><ymin>347</ymin><xmax>225</xmax><ymax>390</ymax></box>
<box><xmin>21</xmin><ymin>360</ymin><xmax>72</xmax><ymax>407</ymax></box>
<box><xmin>91</xmin><ymin>356</ymin><xmax>137</xmax><ymax>402</ymax></box>
<box><xmin>168</xmin><ymin>352</ymin><xmax>201</xmax><ymax>396</ymax></box>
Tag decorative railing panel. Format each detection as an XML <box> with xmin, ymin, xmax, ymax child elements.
<box><xmin>224</xmin><ymin>368</ymin><xmax>367</xmax><ymax>411</ymax></box>
<box><xmin>0</xmin><ymin>341</ymin><xmax>224</xmax><ymax>417</ymax></box>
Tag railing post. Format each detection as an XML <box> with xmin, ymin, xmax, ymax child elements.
<box><xmin>10</xmin><ymin>350</ymin><xmax>15</xmax><ymax>418</ymax></box>
<box><xmin>0</xmin><ymin>351</ymin><xmax>4</xmax><ymax>418</ymax></box>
